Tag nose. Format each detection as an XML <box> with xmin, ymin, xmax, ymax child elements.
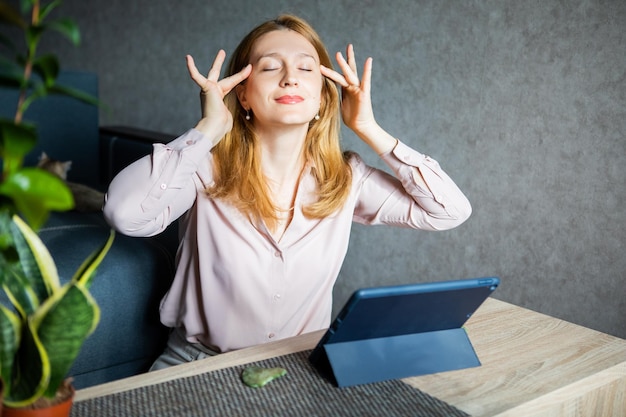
<box><xmin>281</xmin><ymin>68</ymin><xmax>298</xmax><ymax>87</ymax></box>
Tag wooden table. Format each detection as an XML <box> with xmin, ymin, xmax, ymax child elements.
<box><xmin>75</xmin><ymin>298</ymin><xmax>626</xmax><ymax>416</ymax></box>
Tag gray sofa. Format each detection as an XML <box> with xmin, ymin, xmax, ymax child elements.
<box><xmin>0</xmin><ymin>71</ymin><xmax>179</xmax><ymax>388</ymax></box>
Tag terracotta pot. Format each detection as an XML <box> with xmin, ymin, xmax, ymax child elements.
<box><xmin>2</xmin><ymin>383</ymin><xmax>74</xmax><ymax>417</ymax></box>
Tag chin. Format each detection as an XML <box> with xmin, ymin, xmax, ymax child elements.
<box><xmin>269</xmin><ymin>114</ymin><xmax>317</xmax><ymax>126</ymax></box>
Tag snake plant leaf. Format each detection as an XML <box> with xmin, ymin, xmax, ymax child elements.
<box><xmin>72</xmin><ymin>229</ymin><xmax>115</xmax><ymax>289</ymax></box>
<box><xmin>1</xmin><ymin>215</ymin><xmax>50</xmax><ymax>317</ymax></box>
<box><xmin>11</xmin><ymin>214</ymin><xmax>60</xmax><ymax>297</ymax></box>
<box><xmin>3</xmin><ymin>319</ymin><xmax>49</xmax><ymax>407</ymax></box>
<box><xmin>34</xmin><ymin>283</ymin><xmax>100</xmax><ymax>398</ymax></box>
<box><xmin>0</xmin><ymin>304</ymin><xmax>21</xmax><ymax>387</ymax></box>
<box><xmin>1</xmin><ymin>261</ymin><xmax>40</xmax><ymax>320</ymax></box>
<box><xmin>35</xmin><ymin>229</ymin><xmax>112</xmax><ymax>398</ymax></box>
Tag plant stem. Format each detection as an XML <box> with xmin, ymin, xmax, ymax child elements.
<box><xmin>14</xmin><ymin>0</ymin><xmax>40</xmax><ymax>124</ymax></box>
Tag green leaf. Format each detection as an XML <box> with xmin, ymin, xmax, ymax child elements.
<box><xmin>39</xmin><ymin>0</ymin><xmax>62</xmax><ymax>22</ymax></box>
<box><xmin>19</xmin><ymin>0</ymin><xmax>36</xmax><ymax>15</ymax></box>
<box><xmin>73</xmin><ymin>229</ymin><xmax>115</xmax><ymax>289</ymax></box>
<box><xmin>0</xmin><ymin>120</ymin><xmax>38</xmax><ymax>174</ymax></box>
<box><xmin>0</xmin><ymin>304</ymin><xmax>21</xmax><ymax>388</ymax></box>
<box><xmin>32</xmin><ymin>53</ymin><xmax>59</xmax><ymax>87</ymax></box>
<box><xmin>26</xmin><ymin>25</ymin><xmax>45</xmax><ymax>50</ymax></box>
<box><xmin>0</xmin><ymin>214</ymin><xmax>58</xmax><ymax>318</ymax></box>
<box><xmin>1</xmin><ymin>258</ymin><xmax>40</xmax><ymax>319</ymax></box>
<box><xmin>0</xmin><ymin>208</ymin><xmax>17</xmax><ymax>252</ymax></box>
<box><xmin>47</xmin><ymin>17</ymin><xmax>80</xmax><ymax>46</ymax></box>
<box><xmin>48</xmin><ymin>83</ymin><xmax>101</xmax><ymax>107</ymax></box>
<box><xmin>0</xmin><ymin>168</ymin><xmax>74</xmax><ymax>229</ymax></box>
<box><xmin>3</xmin><ymin>320</ymin><xmax>49</xmax><ymax>407</ymax></box>
<box><xmin>0</xmin><ymin>2</ymin><xmax>27</xmax><ymax>29</ymax></box>
<box><xmin>18</xmin><ymin>82</ymin><xmax>48</xmax><ymax>115</ymax></box>
<box><xmin>35</xmin><ymin>284</ymin><xmax>99</xmax><ymax>398</ymax></box>
<box><xmin>11</xmin><ymin>214</ymin><xmax>60</xmax><ymax>297</ymax></box>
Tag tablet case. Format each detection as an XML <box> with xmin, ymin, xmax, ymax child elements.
<box><xmin>309</xmin><ymin>277</ymin><xmax>500</xmax><ymax>387</ymax></box>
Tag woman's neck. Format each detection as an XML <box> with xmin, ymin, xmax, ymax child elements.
<box><xmin>257</xmin><ymin>124</ymin><xmax>308</xmax><ymax>185</ymax></box>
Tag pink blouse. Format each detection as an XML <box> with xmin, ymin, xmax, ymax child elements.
<box><xmin>103</xmin><ymin>128</ymin><xmax>471</xmax><ymax>352</ymax></box>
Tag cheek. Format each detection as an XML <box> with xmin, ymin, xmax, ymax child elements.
<box><xmin>242</xmin><ymin>81</ymin><xmax>267</xmax><ymax>107</ymax></box>
<box><xmin>308</xmin><ymin>78</ymin><xmax>324</xmax><ymax>101</ymax></box>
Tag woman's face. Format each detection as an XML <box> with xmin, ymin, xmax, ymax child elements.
<box><xmin>237</xmin><ymin>29</ymin><xmax>323</xmax><ymax>128</ymax></box>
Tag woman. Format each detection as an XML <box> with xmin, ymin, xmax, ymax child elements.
<box><xmin>103</xmin><ymin>15</ymin><xmax>471</xmax><ymax>369</ymax></box>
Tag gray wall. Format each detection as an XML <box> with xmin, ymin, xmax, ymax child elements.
<box><xmin>35</xmin><ymin>1</ymin><xmax>625</xmax><ymax>338</ymax></box>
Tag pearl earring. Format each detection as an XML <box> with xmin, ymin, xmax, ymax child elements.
<box><xmin>245</xmin><ymin>110</ymin><xmax>251</xmax><ymax>121</ymax></box>
<box><xmin>314</xmin><ymin>113</ymin><xmax>320</xmax><ymax>121</ymax></box>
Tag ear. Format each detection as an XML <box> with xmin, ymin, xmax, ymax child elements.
<box><xmin>235</xmin><ymin>84</ymin><xmax>248</xmax><ymax>110</ymax></box>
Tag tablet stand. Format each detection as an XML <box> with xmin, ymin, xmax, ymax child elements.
<box><xmin>311</xmin><ymin>327</ymin><xmax>481</xmax><ymax>387</ymax></box>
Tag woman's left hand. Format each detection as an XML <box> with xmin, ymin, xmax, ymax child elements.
<box><xmin>321</xmin><ymin>44</ymin><xmax>376</xmax><ymax>136</ymax></box>
<box><xmin>322</xmin><ymin>44</ymin><xmax>397</xmax><ymax>155</ymax></box>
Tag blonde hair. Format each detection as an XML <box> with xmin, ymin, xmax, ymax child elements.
<box><xmin>208</xmin><ymin>15</ymin><xmax>352</xmax><ymax>230</ymax></box>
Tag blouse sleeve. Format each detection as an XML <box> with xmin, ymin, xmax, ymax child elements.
<box><xmin>103</xmin><ymin>129</ymin><xmax>213</xmax><ymax>237</ymax></box>
<box><xmin>352</xmin><ymin>140</ymin><xmax>472</xmax><ymax>231</ymax></box>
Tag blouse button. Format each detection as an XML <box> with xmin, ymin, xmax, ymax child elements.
<box><xmin>273</xmin><ymin>293</ymin><xmax>281</xmax><ymax>301</ymax></box>
<box><xmin>186</xmin><ymin>140</ymin><xmax>194</xmax><ymax>145</ymax></box>
<box><xmin>160</xmin><ymin>183</ymin><xmax>167</xmax><ymax>190</ymax></box>
<box><xmin>268</xmin><ymin>333</ymin><xmax>275</xmax><ymax>339</ymax></box>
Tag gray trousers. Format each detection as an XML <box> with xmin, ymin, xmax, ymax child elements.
<box><xmin>150</xmin><ymin>327</ymin><xmax>219</xmax><ymax>371</ymax></box>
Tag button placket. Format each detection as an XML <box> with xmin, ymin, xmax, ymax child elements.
<box><xmin>267</xmin><ymin>244</ymin><xmax>286</xmax><ymax>344</ymax></box>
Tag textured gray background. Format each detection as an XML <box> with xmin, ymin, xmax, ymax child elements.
<box><xmin>29</xmin><ymin>1</ymin><xmax>626</xmax><ymax>338</ymax></box>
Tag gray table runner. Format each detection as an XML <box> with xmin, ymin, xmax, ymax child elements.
<box><xmin>71</xmin><ymin>350</ymin><xmax>470</xmax><ymax>417</ymax></box>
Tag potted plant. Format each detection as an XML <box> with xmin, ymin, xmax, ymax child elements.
<box><xmin>0</xmin><ymin>0</ymin><xmax>114</xmax><ymax>415</ymax></box>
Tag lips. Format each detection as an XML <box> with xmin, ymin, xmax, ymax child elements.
<box><xmin>275</xmin><ymin>95</ymin><xmax>304</xmax><ymax>104</ymax></box>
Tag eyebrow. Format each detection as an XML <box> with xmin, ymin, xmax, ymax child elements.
<box><xmin>254</xmin><ymin>52</ymin><xmax>318</xmax><ymax>63</ymax></box>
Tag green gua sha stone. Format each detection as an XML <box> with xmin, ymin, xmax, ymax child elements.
<box><xmin>241</xmin><ymin>365</ymin><xmax>287</xmax><ymax>388</ymax></box>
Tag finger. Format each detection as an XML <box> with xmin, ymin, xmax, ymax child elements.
<box><xmin>219</xmin><ymin>64</ymin><xmax>252</xmax><ymax>95</ymax></box>
<box><xmin>207</xmin><ymin>49</ymin><xmax>226</xmax><ymax>82</ymax></box>
<box><xmin>335</xmin><ymin>52</ymin><xmax>360</xmax><ymax>87</ymax></box>
<box><xmin>361</xmin><ymin>57</ymin><xmax>373</xmax><ymax>93</ymax></box>
<box><xmin>186</xmin><ymin>55</ymin><xmax>208</xmax><ymax>86</ymax></box>
<box><xmin>346</xmin><ymin>44</ymin><xmax>358</xmax><ymax>78</ymax></box>
<box><xmin>320</xmin><ymin>64</ymin><xmax>349</xmax><ymax>87</ymax></box>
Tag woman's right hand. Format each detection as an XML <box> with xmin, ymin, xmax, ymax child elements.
<box><xmin>186</xmin><ymin>50</ymin><xmax>251</xmax><ymax>142</ymax></box>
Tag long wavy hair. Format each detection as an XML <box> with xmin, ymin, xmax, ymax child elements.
<box><xmin>207</xmin><ymin>15</ymin><xmax>352</xmax><ymax>230</ymax></box>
